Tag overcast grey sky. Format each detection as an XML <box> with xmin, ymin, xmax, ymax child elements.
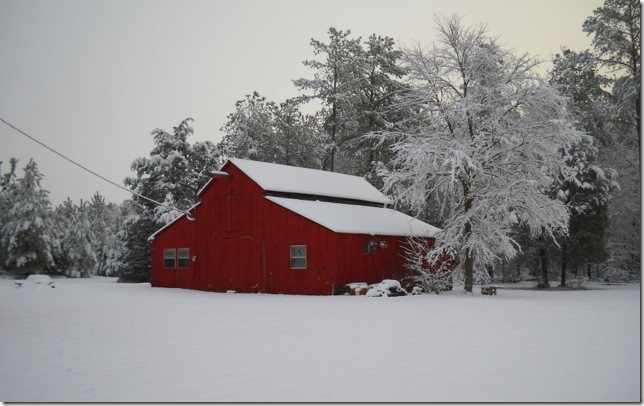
<box><xmin>1</xmin><ymin>0</ymin><xmax>602</xmax><ymax>205</ymax></box>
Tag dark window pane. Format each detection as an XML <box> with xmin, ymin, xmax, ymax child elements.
<box><xmin>163</xmin><ymin>249</ymin><xmax>176</xmax><ymax>268</ymax></box>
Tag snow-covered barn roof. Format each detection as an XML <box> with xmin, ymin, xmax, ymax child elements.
<box><xmin>227</xmin><ymin>158</ymin><xmax>393</xmax><ymax>205</ymax></box>
<box><xmin>265</xmin><ymin>196</ymin><xmax>440</xmax><ymax>238</ymax></box>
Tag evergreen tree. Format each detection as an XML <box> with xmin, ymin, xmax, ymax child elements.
<box><xmin>553</xmin><ymin>0</ymin><xmax>641</xmax><ymax>278</ymax></box>
<box><xmin>220</xmin><ymin>93</ymin><xmax>324</xmax><ymax>169</ymax></box>
<box><xmin>294</xmin><ymin>27</ymin><xmax>364</xmax><ymax>173</ymax></box>
<box><xmin>219</xmin><ymin>92</ymin><xmax>277</xmax><ymax>162</ymax></box>
<box><xmin>548</xmin><ymin>49</ymin><xmax>620</xmax><ymax>285</ymax></box>
<box><xmin>551</xmin><ymin>137</ymin><xmax>617</xmax><ymax>286</ymax></box>
<box><xmin>271</xmin><ymin>99</ymin><xmax>324</xmax><ymax>169</ymax></box>
<box><xmin>87</xmin><ymin>192</ymin><xmax>113</xmax><ymax>276</ymax></box>
<box><xmin>1</xmin><ymin>159</ymin><xmax>55</xmax><ymax>277</ymax></box>
<box><xmin>583</xmin><ymin>0</ymin><xmax>640</xmax><ymax>149</ymax></box>
<box><xmin>350</xmin><ymin>34</ymin><xmax>408</xmax><ymax>180</ymax></box>
<box><xmin>102</xmin><ymin>199</ymin><xmax>132</xmax><ymax>277</ymax></box>
<box><xmin>118</xmin><ymin>118</ymin><xmax>223</xmax><ymax>282</ymax></box>
<box><xmin>51</xmin><ymin>199</ymin><xmax>96</xmax><ymax>278</ymax></box>
<box><xmin>0</xmin><ymin>158</ymin><xmax>19</xmax><ymax>268</ymax></box>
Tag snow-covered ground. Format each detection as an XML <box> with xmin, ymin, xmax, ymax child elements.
<box><xmin>0</xmin><ymin>276</ymin><xmax>639</xmax><ymax>402</ymax></box>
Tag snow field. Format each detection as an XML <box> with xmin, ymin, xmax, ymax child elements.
<box><xmin>0</xmin><ymin>277</ymin><xmax>639</xmax><ymax>402</ymax></box>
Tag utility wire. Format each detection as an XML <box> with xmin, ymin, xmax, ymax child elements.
<box><xmin>0</xmin><ymin>116</ymin><xmax>195</xmax><ymax>218</ymax></box>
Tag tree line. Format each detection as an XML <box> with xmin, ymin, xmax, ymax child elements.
<box><xmin>1</xmin><ymin>0</ymin><xmax>639</xmax><ymax>290</ymax></box>
<box><xmin>0</xmin><ymin>158</ymin><xmax>129</xmax><ymax>278</ymax></box>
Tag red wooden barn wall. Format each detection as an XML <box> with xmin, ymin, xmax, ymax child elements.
<box><xmin>151</xmin><ymin>161</ymin><xmax>433</xmax><ymax>295</ymax></box>
<box><xmin>151</xmin><ymin>214</ymin><xmax>197</xmax><ymax>289</ymax></box>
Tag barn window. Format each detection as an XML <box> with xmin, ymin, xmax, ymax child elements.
<box><xmin>163</xmin><ymin>249</ymin><xmax>176</xmax><ymax>268</ymax></box>
<box><xmin>290</xmin><ymin>245</ymin><xmax>307</xmax><ymax>269</ymax></box>
<box><xmin>177</xmin><ymin>248</ymin><xmax>190</xmax><ymax>268</ymax></box>
<box><xmin>363</xmin><ymin>241</ymin><xmax>376</xmax><ymax>254</ymax></box>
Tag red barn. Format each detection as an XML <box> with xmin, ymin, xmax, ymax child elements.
<box><xmin>150</xmin><ymin>158</ymin><xmax>441</xmax><ymax>295</ymax></box>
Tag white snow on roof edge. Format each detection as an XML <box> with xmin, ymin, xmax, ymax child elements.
<box><xmin>266</xmin><ymin>196</ymin><xmax>440</xmax><ymax>238</ymax></box>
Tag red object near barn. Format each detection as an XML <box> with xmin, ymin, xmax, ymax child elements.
<box><xmin>150</xmin><ymin>158</ymin><xmax>442</xmax><ymax>295</ymax></box>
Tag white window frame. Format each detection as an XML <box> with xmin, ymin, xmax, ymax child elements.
<box><xmin>290</xmin><ymin>245</ymin><xmax>307</xmax><ymax>269</ymax></box>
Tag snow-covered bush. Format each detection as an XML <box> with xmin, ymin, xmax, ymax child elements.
<box><xmin>402</xmin><ymin>237</ymin><xmax>454</xmax><ymax>294</ymax></box>
<box><xmin>17</xmin><ymin>274</ymin><xmax>55</xmax><ymax>289</ymax></box>
<box><xmin>474</xmin><ymin>267</ymin><xmax>491</xmax><ymax>286</ymax></box>
<box><xmin>366</xmin><ymin>280</ymin><xmax>407</xmax><ymax>297</ymax></box>
<box><xmin>600</xmin><ymin>266</ymin><xmax>631</xmax><ymax>283</ymax></box>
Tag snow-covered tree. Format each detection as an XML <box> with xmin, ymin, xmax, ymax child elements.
<box><xmin>354</xmin><ymin>35</ymin><xmax>408</xmax><ymax>176</ymax></box>
<box><xmin>582</xmin><ymin>0</ymin><xmax>641</xmax><ymax>279</ymax></box>
<box><xmin>51</xmin><ymin>199</ymin><xmax>96</xmax><ymax>278</ymax></box>
<box><xmin>118</xmin><ymin>118</ymin><xmax>223</xmax><ymax>282</ymax></box>
<box><xmin>219</xmin><ymin>92</ymin><xmax>277</xmax><ymax>161</ymax></box>
<box><xmin>550</xmin><ymin>137</ymin><xmax>617</xmax><ymax>286</ymax></box>
<box><xmin>0</xmin><ymin>158</ymin><xmax>19</xmax><ymax>268</ymax></box>
<box><xmin>548</xmin><ymin>0</ymin><xmax>640</xmax><ymax>279</ymax></box>
<box><xmin>101</xmin><ymin>199</ymin><xmax>132</xmax><ymax>277</ymax></box>
<box><xmin>86</xmin><ymin>192</ymin><xmax>115</xmax><ymax>276</ymax></box>
<box><xmin>372</xmin><ymin>15</ymin><xmax>583</xmax><ymax>292</ymax></box>
<box><xmin>583</xmin><ymin>0</ymin><xmax>640</xmax><ymax>149</ymax></box>
<box><xmin>219</xmin><ymin>93</ymin><xmax>323</xmax><ymax>168</ymax></box>
<box><xmin>294</xmin><ymin>28</ymin><xmax>409</xmax><ymax>177</ymax></box>
<box><xmin>548</xmin><ymin>49</ymin><xmax>621</xmax><ymax>285</ymax></box>
<box><xmin>1</xmin><ymin>159</ymin><xmax>55</xmax><ymax>277</ymax></box>
<box><xmin>294</xmin><ymin>27</ymin><xmax>364</xmax><ymax>173</ymax></box>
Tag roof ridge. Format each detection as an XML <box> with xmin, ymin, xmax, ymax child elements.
<box><xmin>225</xmin><ymin>158</ymin><xmax>393</xmax><ymax>205</ymax></box>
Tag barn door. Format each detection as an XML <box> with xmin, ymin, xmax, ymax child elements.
<box><xmin>222</xmin><ymin>238</ymin><xmax>262</xmax><ymax>293</ymax></box>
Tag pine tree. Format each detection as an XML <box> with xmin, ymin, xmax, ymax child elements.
<box><xmin>294</xmin><ymin>27</ymin><xmax>364</xmax><ymax>173</ymax></box>
<box><xmin>118</xmin><ymin>119</ymin><xmax>223</xmax><ymax>282</ymax></box>
<box><xmin>350</xmin><ymin>34</ymin><xmax>408</xmax><ymax>180</ymax></box>
<box><xmin>102</xmin><ymin>200</ymin><xmax>132</xmax><ymax>277</ymax></box>
<box><xmin>51</xmin><ymin>199</ymin><xmax>96</xmax><ymax>278</ymax></box>
<box><xmin>551</xmin><ymin>137</ymin><xmax>617</xmax><ymax>286</ymax></box>
<box><xmin>0</xmin><ymin>158</ymin><xmax>19</xmax><ymax>269</ymax></box>
<box><xmin>584</xmin><ymin>0</ymin><xmax>641</xmax><ymax>278</ymax></box>
<box><xmin>553</xmin><ymin>0</ymin><xmax>642</xmax><ymax>278</ymax></box>
<box><xmin>549</xmin><ymin>49</ymin><xmax>620</xmax><ymax>285</ymax></box>
<box><xmin>219</xmin><ymin>92</ymin><xmax>277</xmax><ymax>162</ymax></box>
<box><xmin>220</xmin><ymin>93</ymin><xmax>324</xmax><ymax>169</ymax></box>
<box><xmin>583</xmin><ymin>0</ymin><xmax>640</xmax><ymax>149</ymax></box>
<box><xmin>1</xmin><ymin>159</ymin><xmax>55</xmax><ymax>277</ymax></box>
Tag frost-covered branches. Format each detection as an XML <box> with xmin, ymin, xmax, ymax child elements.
<box><xmin>403</xmin><ymin>237</ymin><xmax>454</xmax><ymax>294</ymax></box>
<box><xmin>0</xmin><ymin>160</ymin><xmax>55</xmax><ymax>276</ymax></box>
<box><xmin>219</xmin><ymin>93</ymin><xmax>323</xmax><ymax>169</ymax></box>
<box><xmin>372</xmin><ymin>15</ymin><xmax>583</xmax><ymax>292</ymax></box>
<box><xmin>119</xmin><ymin>118</ymin><xmax>224</xmax><ymax>282</ymax></box>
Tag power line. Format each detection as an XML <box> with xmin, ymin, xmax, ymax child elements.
<box><xmin>0</xmin><ymin>116</ymin><xmax>195</xmax><ymax>218</ymax></box>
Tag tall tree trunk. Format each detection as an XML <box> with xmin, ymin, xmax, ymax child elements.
<box><xmin>464</xmin><ymin>248</ymin><xmax>474</xmax><ymax>293</ymax></box>
<box><xmin>560</xmin><ymin>245</ymin><xmax>567</xmax><ymax>288</ymax></box>
<box><xmin>463</xmin><ymin>180</ymin><xmax>474</xmax><ymax>292</ymax></box>
<box><xmin>538</xmin><ymin>246</ymin><xmax>549</xmax><ymax>289</ymax></box>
